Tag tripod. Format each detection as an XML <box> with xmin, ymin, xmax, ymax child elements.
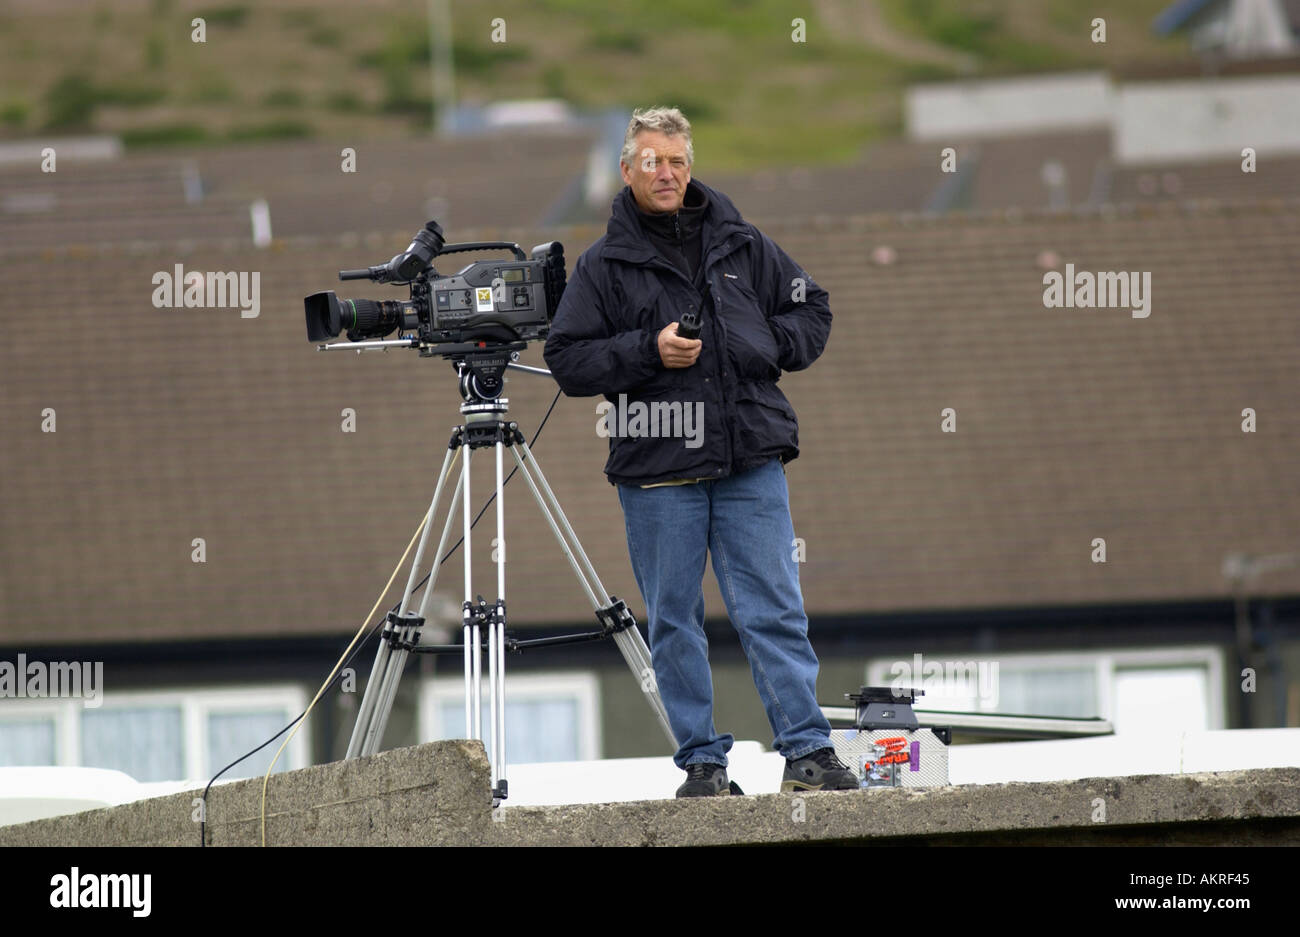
<box><xmin>345</xmin><ymin>345</ymin><xmax>675</xmax><ymax>804</ymax></box>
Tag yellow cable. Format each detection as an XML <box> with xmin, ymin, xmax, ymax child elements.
<box><xmin>258</xmin><ymin>454</ymin><xmax>456</xmax><ymax>845</ymax></box>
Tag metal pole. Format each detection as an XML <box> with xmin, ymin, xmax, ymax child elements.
<box><xmin>429</xmin><ymin>0</ymin><xmax>456</xmax><ymax>134</ymax></box>
<box><xmin>494</xmin><ymin>437</ymin><xmax>508</xmax><ymax>792</ymax></box>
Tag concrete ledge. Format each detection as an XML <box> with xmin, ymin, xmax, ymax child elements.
<box><xmin>1</xmin><ymin>742</ymin><xmax>1297</xmax><ymax>846</ymax></box>
<box><xmin>0</xmin><ymin>740</ymin><xmax>492</xmax><ymax>847</ymax></box>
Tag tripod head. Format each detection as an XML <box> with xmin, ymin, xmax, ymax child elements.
<box><xmin>443</xmin><ymin>342</ymin><xmax>527</xmax><ymax>403</ymax></box>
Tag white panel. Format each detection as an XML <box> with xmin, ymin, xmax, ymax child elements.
<box><xmin>1114</xmin><ymin>667</ymin><xmax>1209</xmax><ymax>734</ymax></box>
<box><xmin>1115</xmin><ymin>75</ymin><xmax>1300</xmax><ymax>162</ymax></box>
<box><xmin>906</xmin><ymin>72</ymin><xmax>1113</xmax><ymax>140</ymax></box>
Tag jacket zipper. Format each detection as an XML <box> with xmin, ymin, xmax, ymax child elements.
<box><xmin>643</xmin><ymin>237</ymin><xmax>746</xmax><ymax>476</ymax></box>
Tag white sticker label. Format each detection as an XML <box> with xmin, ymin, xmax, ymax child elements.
<box><xmin>475</xmin><ymin>287</ymin><xmax>494</xmax><ymax>312</ymax></box>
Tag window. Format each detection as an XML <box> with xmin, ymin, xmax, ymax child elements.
<box><xmin>865</xmin><ymin>646</ymin><xmax>1225</xmax><ymax>732</ymax></box>
<box><xmin>0</xmin><ymin>686</ymin><xmax>308</xmax><ymax>781</ymax></box>
<box><xmin>0</xmin><ymin>716</ymin><xmax>56</xmax><ymax>767</ymax></box>
<box><xmin>418</xmin><ymin>671</ymin><xmax>601</xmax><ymax>764</ymax></box>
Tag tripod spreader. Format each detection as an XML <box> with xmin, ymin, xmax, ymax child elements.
<box><xmin>379</xmin><ymin>610</ymin><xmax>426</xmax><ymax>652</ymax></box>
<box><xmin>595</xmin><ymin>597</ymin><xmax>637</xmax><ymax>634</ymax></box>
<box><xmin>409</xmin><ymin>595</ymin><xmax>641</xmax><ymax>655</ymax></box>
<box><xmin>455</xmin><ymin>419</ymin><xmax>525</xmax><ymax>451</ymax></box>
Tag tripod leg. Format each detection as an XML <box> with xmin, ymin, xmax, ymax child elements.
<box><xmin>494</xmin><ymin>604</ymin><xmax>506</xmax><ymax>796</ymax></box>
<box><xmin>357</xmin><ymin>461</ymin><xmax>469</xmax><ymax>757</ymax></box>
<box><xmin>463</xmin><ymin>610</ymin><xmax>473</xmax><ymax>739</ymax></box>
<box><xmin>487</xmin><ymin>444</ymin><xmax>500</xmax><ymax>792</ymax></box>
<box><xmin>415</xmin><ymin>463</ymin><xmax>466</xmax><ymax>622</ymax></box>
<box><xmin>347</xmin><ymin>444</ymin><xmax>460</xmax><ymax>759</ymax></box>
<box><xmin>508</xmin><ymin>439</ymin><xmax>677</xmax><ymax>748</ymax></box>
<box><xmin>487</xmin><ymin>612</ymin><xmax>498</xmax><ymax>791</ymax></box>
<box><xmin>345</xmin><ymin>620</ymin><xmax>394</xmax><ymax>759</ymax></box>
<box><xmin>491</xmin><ymin>437</ymin><xmax>508</xmax><ymax>799</ymax></box>
<box><xmin>361</xmin><ymin>452</ymin><xmax>466</xmax><ymax>757</ymax></box>
<box><xmin>359</xmin><ymin>617</ymin><xmax>416</xmax><ymax>757</ymax></box>
<box><xmin>464</xmin><ymin>445</ymin><xmax>483</xmax><ymax>746</ymax></box>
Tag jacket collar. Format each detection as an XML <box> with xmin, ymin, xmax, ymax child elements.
<box><xmin>601</xmin><ymin>178</ymin><xmax>751</xmax><ymax>269</ymax></box>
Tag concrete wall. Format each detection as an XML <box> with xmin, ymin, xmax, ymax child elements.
<box><xmin>906</xmin><ymin>73</ymin><xmax>1113</xmax><ymax>141</ymax></box>
<box><xmin>905</xmin><ymin>70</ymin><xmax>1300</xmax><ymax>164</ymax></box>
<box><xmin>2</xmin><ymin>741</ymin><xmax>1296</xmax><ymax>846</ymax></box>
<box><xmin>1115</xmin><ymin>74</ymin><xmax>1300</xmax><ymax>162</ymax></box>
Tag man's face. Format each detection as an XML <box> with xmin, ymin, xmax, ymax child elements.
<box><xmin>620</xmin><ymin>129</ymin><xmax>692</xmax><ymax>214</ymax></box>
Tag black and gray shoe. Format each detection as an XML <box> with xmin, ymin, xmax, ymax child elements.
<box><xmin>675</xmin><ymin>762</ymin><xmax>731</xmax><ymax>798</ymax></box>
<box><xmin>781</xmin><ymin>747</ymin><xmax>858</xmax><ymax>792</ymax></box>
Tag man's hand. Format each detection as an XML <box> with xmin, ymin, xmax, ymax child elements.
<box><xmin>658</xmin><ymin>322</ymin><xmax>702</xmax><ymax>368</ymax></box>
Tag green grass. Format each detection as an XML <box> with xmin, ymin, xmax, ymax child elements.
<box><xmin>697</xmin><ymin>122</ymin><xmax>876</xmax><ymax>171</ymax></box>
<box><xmin>262</xmin><ymin>87</ymin><xmax>304</xmax><ymax>108</ymax></box>
<box><xmin>226</xmin><ymin>119</ymin><xmax>312</xmax><ymax>142</ymax></box>
<box><xmin>189</xmin><ymin>74</ymin><xmax>236</xmax><ymax>104</ymax></box>
<box><xmin>1</xmin><ymin>99</ymin><xmax>29</xmax><ymax>128</ymax></box>
<box><xmin>96</xmin><ymin>82</ymin><xmax>167</xmax><ymax>107</ymax></box>
<box><xmin>43</xmin><ymin>73</ymin><xmax>97</xmax><ymax>129</ymax></box>
<box><xmin>585</xmin><ymin>28</ymin><xmax>647</xmax><ymax>53</ymax></box>
<box><xmin>307</xmin><ymin>25</ymin><xmax>342</xmax><ymax>48</ymax></box>
<box><xmin>324</xmin><ymin>89</ymin><xmax>364</xmax><ymax>112</ymax></box>
<box><xmin>195</xmin><ymin>5</ymin><xmax>251</xmax><ymax>28</ymax></box>
<box><xmin>0</xmin><ymin>0</ymin><xmax>1191</xmax><ymax>169</ymax></box>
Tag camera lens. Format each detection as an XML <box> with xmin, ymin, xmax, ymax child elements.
<box><xmin>304</xmin><ymin>291</ymin><xmax>342</xmax><ymax>342</ymax></box>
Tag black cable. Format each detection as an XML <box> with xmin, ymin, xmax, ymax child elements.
<box><xmin>198</xmin><ymin>614</ymin><xmax>386</xmax><ymax>846</ymax></box>
<box><xmin>198</xmin><ymin>386</ymin><xmax>562</xmax><ymax>846</ymax></box>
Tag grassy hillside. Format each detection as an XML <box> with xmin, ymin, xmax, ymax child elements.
<box><xmin>0</xmin><ymin>0</ymin><xmax>1188</xmax><ymax>170</ymax></box>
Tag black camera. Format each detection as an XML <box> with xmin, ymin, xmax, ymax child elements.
<box><xmin>305</xmin><ymin>220</ymin><xmax>566</xmax><ymax>352</ymax></box>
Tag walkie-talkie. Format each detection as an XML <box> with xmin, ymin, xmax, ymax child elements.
<box><xmin>675</xmin><ymin>280</ymin><xmax>710</xmax><ymax>340</ymax></box>
<box><xmin>676</xmin><ymin>310</ymin><xmax>700</xmax><ymax>340</ymax></box>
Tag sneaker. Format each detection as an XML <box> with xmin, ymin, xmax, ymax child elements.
<box><xmin>781</xmin><ymin>747</ymin><xmax>858</xmax><ymax>792</ymax></box>
<box><xmin>675</xmin><ymin>762</ymin><xmax>731</xmax><ymax>798</ymax></box>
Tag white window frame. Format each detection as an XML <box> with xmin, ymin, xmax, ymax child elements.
<box><xmin>0</xmin><ymin>685</ymin><xmax>309</xmax><ymax>779</ymax></box>
<box><xmin>0</xmin><ymin>698</ymin><xmax>67</xmax><ymax>766</ymax></box>
<box><xmin>866</xmin><ymin>645</ymin><xmax>1226</xmax><ymax>729</ymax></box>
<box><xmin>418</xmin><ymin>671</ymin><xmax>601</xmax><ymax>762</ymax></box>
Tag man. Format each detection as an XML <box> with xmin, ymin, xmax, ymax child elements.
<box><xmin>543</xmin><ymin>107</ymin><xmax>855</xmax><ymax>797</ymax></box>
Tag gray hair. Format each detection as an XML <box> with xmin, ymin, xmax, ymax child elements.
<box><xmin>620</xmin><ymin>106</ymin><xmax>694</xmax><ymax>168</ymax></box>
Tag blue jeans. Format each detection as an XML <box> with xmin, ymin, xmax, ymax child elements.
<box><xmin>617</xmin><ymin>459</ymin><xmax>832</xmax><ymax>769</ymax></box>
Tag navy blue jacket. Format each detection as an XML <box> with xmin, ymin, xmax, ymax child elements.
<box><xmin>543</xmin><ymin>179</ymin><xmax>831</xmax><ymax>486</ymax></box>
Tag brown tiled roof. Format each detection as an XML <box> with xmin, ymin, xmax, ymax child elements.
<box><xmin>0</xmin><ymin>154</ymin><xmax>252</xmax><ymax>244</ymax></box>
<box><xmin>652</xmin><ymin>130</ymin><xmax>1299</xmax><ymax>219</ymax></box>
<box><xmin>1106</xmin><ymin>156</ymin><xmax>1300</xmax><ymax>203</ymax></box>
<box><xmin>700</xmin><ymin>131</ymin><xmax>1119</xmax><ymax>217</ymax></box>
<box><xmin>966</xmin><ymin>130</ymin><xmax>1113</xmax><ymax>210</ymax></box>
<box><xmin>0</xmin><ymin>133</ymin><xmax>593</xmax><ymax>253</ymax></box>
<box><xmin>2</xmin><ymin>198</ymin><xmax>1298</xmax><ymax>646</ymax></box>
<box><xmin>707</xmin><ymin>139</ymin><xmax>970</xmax><ymax>219</ymax></box>
<box><xmin>187</xmin><ymin>134</ymin><xmax>596</xmax><ymax>236</ymax></box>
<box><xmin>771</xmin><ymin>200</ymin><xmax>1300</xmax><ymax>614</ymax></box>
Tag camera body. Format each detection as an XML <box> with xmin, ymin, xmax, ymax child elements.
<box><xmin>304</xmin><ymin>220</ymin><xmax>566</xmax><ymax>353</ymax></box>
<box><xmin>417</xmin><ymin>249</ymin><xmax>561</xmax><ymax>345</ymax></box>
